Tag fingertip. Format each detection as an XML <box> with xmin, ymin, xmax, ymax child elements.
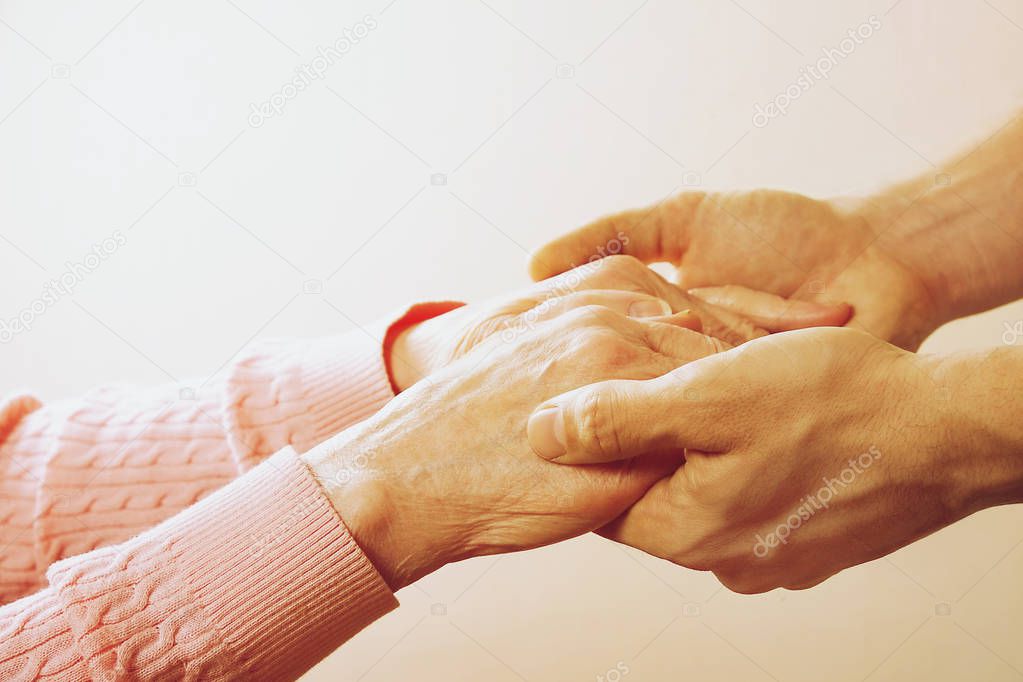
<box><xmin>828</xmin><ymin>301</ymin><xmax>854</xmax><ymax>326</ymax></box>
<box><xmin>528</xmin><ymin>240</ymin><xmax>584</xmax><ymax>281</ymax></box>
<box><xmin>775</xmin><ymin>300</ymin><xmax>854</xmax><ymax>331</ymax></box>
<box><xmin>527</xmin><ymin>250</ymin><xmax>554</xmax><ymax>281</ymax></box>
<box><xmin>666</xmin><ymin>309</ymin><xmax>703</xmax><ymax>332</ymax></box>
<box><xmin>643</xmin><ymin>310</ymin><xmax>704</xmax><ymax>334</ymax></box>
<box><xmin>688</xmin><ymin>286</ymin><xmax>854</xmax><ymax>333</ymax></box>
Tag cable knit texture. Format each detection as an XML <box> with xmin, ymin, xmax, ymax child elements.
<box><xmin>0</xmin><ymin>306</ymin><xmax>453</xmax><ymax>680</ymax></box>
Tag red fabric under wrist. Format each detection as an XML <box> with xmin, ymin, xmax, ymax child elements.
<box><xmin>382</xmin><ymin>301</ymin><xmax>465</xmax><ymax>393</ymax></box>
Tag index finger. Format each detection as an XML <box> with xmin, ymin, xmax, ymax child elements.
<box><xmin>528</xmin><ymin>192</ymin><xmax>705</xmax><ymax>280</ymax></box>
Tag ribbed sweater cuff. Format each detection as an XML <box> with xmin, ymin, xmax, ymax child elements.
<box><xmin>178</xmin><ymin>448</ymin><xmax>398</xmax><ymax>678</ymax></box>
<box><xmin>48</xmin><ymin>448</ymin><xmax>397</xmax><ymax>680</ymax></box>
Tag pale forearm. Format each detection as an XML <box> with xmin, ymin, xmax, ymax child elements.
<box><xmin>867</xmin><ymin>112</ymin><xmax>1023</xmax><ymax>325</ymax></box>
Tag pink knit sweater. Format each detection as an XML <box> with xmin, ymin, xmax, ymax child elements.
<box><xmin>0</xmin><ymin>303</ymin><xmax>457</xmax><ymax>680</ymax></box>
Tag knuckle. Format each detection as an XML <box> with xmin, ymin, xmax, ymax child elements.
<box><xmin>552</xmin><ymin>307</ymin><xmax>601</xmax><ymax>338</ymax></box>
<box><xmin>663</xmin><ymin>516</ymin><xmax>731</xmax><ymax>571</ymax></box>
<box><xmin>667</xmin><ymin>538</ymin><xmax>714</xmax><ymax>571</ymax></box>
<box><xmin>592</xmin><ymin>333</ymin><xmax>643</xmax><ymax>368</ymax></box>
<box><xmin>673</xmin><ymin>552</ymin><xmax>713</xmax><ymax>572</ymax></box>
<box><xmin>781</xmin><ymin>565</ymin><xmax>838</xmax><ymax>591</ymax></box>
<box><xmin>563</xmin><ymin>318</ymin><xmax>640</xmax><ymax>363</ymax></box>
<box><xmin>601</xmin><ymin>255</ymin><xmax>659</xmax><ymax>290</ymax></box>
<box><xmin>641</xmin><ymin>323</ymin><xmax>677</xmax><ymax>353</ymax></box>
<box><xmin>572</xmin><ymin>388</ymin><xmax>623</xmax><ymax>459</ymax></box>
<box><xmin>679</xmin><ymin>462</ymin><xmax>715</xmax><ymax>498</ymax></box>
<box><xmin>536</xmin><ymin>293</ymin><xmax>579</xmax><ymax>320</ymax></box>
<box><xmin>704</xmin><ymin>333</ymin><xmax>732</xmax><ymax>354</ymax></box>
<box><xmin>558</xmin><ymin>291</ymin><xmax>592</xmax><ymax>308</ymax></box>
<box><xmin>783</xmin><ymin>577</ymin><xmax>826</xmax><ymax>592</ymax></box>
<box><xmin>669</xmin><ymin>190</ymin><xmax>708</xmax><ymax>212</ymax></box>
<box><xmin>603</xmin><ymin>254</ymin><xmax>644</xmax><ymax>274</ymax></box>
<box><xmin>562</xmin><ymin>304</ymin><xmax>621</xmax><ymax>329</ymax></box>
<box><xmin>715</xmin><ymin>569</ymin><xmax>775</xmax><ymax>595</ymax></box>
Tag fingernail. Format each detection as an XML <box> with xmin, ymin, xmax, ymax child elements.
<box><xmin>527</xmin><ymin>406</ymin><xmax>566</xmax><ymax>460</ymax></box>
<box><xmin>628</xmin><ymin>299</ymin><xmax>672</xmax><ymax>318</ymax></box>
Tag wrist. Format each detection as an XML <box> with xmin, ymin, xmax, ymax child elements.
<box><xmin>869</xmin><ymin>185</ymin><xmax>968</xmax><ymax>325</ymax></box>
<box><xmin>301</xmin><ymin>410</ymin><xmax>480</xmax><ymax>591</ymax></box>
<box><xmin>857</xmin><ymin>163</ymin><xmax>1023</xmax><ymax>327</ymax></box>
<box><xmin>386</xmin><ymin>303</ymin><xmax>467</xmax><ymax>391</ymax></box>
<box><xmin>925</xmin><ymin>349</ymin><xmax>1023</xmax><ymax>517</ymax></box>
<box><xmin>838</xmin><ymin>192</ymin><xmax>950</xmax><ymax>344</ymax></box>
<box><xmin>854</xmin><ymin>165</ymin><xmax>1019</xmax><ymax>327</ymax></box>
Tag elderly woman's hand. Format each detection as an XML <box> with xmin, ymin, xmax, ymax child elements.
<box><xmin>389</xmin><ymin>255</ymin><xmax>850</xmax><ymax>390</ymax></box>
<box><xmin>303</xmin><ymin>304</ymin><xmax>726</xmax><ymax>590</ymax></box>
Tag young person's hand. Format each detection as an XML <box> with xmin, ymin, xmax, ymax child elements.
<box><xmin>529</xmin><ymin>191</ymin><xmax>930</xmax><ymax>349</ymax></box>
<box><xmin>391</xmin><ymin>255</ymin><xmax>850</xmax><ymax>390</ymax></box>
<box><xmin>531</xmin><ymin>113</ymin><xmax>1023</xmax><ymax>352</ymax></box>
<box><xmin>526</xmin><ymin>327</ymin><xmax>1023</xmax><ymax>593</ymax></box>
<box><xmin>304</xmin><ymin>305</ymin><xmax>728</xmax><ymax>590</ymax></box>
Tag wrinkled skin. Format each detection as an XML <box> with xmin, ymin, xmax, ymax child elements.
<box><xmin>306</xmin><ymin>305</ymin><xmax>727</xmax><ymax>589</ymax></box>
<box><xmin>392</xmin><ymin>253</ymin><xmax>852</xmax><ymax>390</ymax></box>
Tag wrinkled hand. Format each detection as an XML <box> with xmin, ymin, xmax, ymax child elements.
<box><xmin>526</xmin><ymin>327</ymin><xmax>973</xmax><ymax>593</ymax></box>
<box><xmin>306</xmin><ymin>303</ymin><xmax>726</xmax><ymax>590</ymax></box>
<box><xmin>529</xmin><ymin>190</ymin><xmax>935</xmax><ymax>349</ymax></box>
<box><xmin>392</xmin><ymin>254</ymin><xmax>851</xmax><ymax>389</ymax></box>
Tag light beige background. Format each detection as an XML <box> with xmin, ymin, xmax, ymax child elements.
<box><xmin>2</xmin><ymin>0</ymin><xmax>1022</xmax><ymax>680</ymax></box>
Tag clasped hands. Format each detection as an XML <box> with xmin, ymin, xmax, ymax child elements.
<box><xmin>305</xmin><ymin>188</ymin><xmax>1022</xmax><ymax>596</ymax></box>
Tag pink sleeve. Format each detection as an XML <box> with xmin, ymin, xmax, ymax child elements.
<box><xmin>221</xmin><ymin>301</ymin><xmax>461</xmax><ymax>471</ymax></box>
<box><xmin>0</xmin><ymin>304</ymin><xmax>463</xmax><ymax>678</ymax></box>
<box><xmin>0</xmin><ymin>303</ymin><xmax>461</xmax><ymax>603</ymax></box>
<box><xmin>0</xmin><ymin>448</ymin><xmax>398</xmax><ymax>680</ymax></box>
